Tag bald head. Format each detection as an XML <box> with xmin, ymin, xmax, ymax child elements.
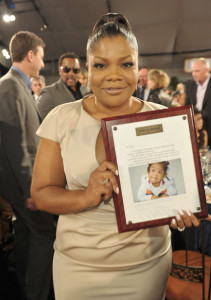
<box><xmin>192</xmin><ymin>58</ymin><xmax>210</xmax><ymax>85</ymax></box>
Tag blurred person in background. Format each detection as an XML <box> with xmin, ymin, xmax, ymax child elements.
<box><xmin>37</xmin><ymin>52</ymin><xmax>87</xmax><ymax>120</ymax></box>
<box><xmin>31</xmin><ymin>75</ymin><xmax>46</xmax><ymax>103</ymax></box>
<box><xmin>79</xmin><ymin>66</ymin><xmax>88</xmax><ymax>87</ymax></box>
<box><xmin>0</xmin><ymin>31</ymin><xmax>55</xmax><ymax>300</ymax></box>
<box><xmin>185</xmin><ymin>58</ymin><xmax>211</xmax><ymax>146</ymax></box>
<box><xmin>194</xmin><ymin>108</ymin><xmax>208</xmax><ymax>149</ymax></box>
<box><xmin>147</xmin><ymin>69</ymin><xmax>172</xmax><ymax>107</ymax></box>
<box><xmin>176</xmin><ymin>82</ymin><xmax>186</xmax><ymax>106</ymax></box>
<box><xmin>133</xmin><ymin>67</ymin><xmax>150</xmax><ymax>100</ymax></box>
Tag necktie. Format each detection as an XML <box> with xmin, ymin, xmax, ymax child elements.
<box><xmin>140</xmin><ymin>87</ymin><xmax>145</xmax><ymax>100</ymax></box>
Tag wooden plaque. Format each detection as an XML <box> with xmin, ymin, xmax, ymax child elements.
<box><xmin>101</xmin><ymin>105</ymin><xmax>208</xmax><ymax>233</ymax></box>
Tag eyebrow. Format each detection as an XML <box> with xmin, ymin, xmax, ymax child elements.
<box><xmin>93</xmin><ymin>55</ymin><xmax>134</xmax><ymax>61</ymax></box>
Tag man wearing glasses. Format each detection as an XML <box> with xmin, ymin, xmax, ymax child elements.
<box><xmin>37</xmin><ymin>52</ymin><xmax>87</xmax><ymax>120</ymax></box>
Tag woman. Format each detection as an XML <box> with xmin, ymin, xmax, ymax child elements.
<box><xmin>147</xmin><ymin>68</ymin><xmax>172</xmax><ymax>107</ymax></box>
<box><xmin>31</xmin><ymin>13</ymin><xmax>200</xmax><ymax>300</ymax></box>
<box><xmin>194</xmin><ymin>108</ymin><xmax>208</xmax><ymax>149</ymax></box>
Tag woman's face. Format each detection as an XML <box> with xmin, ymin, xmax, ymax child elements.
<box><xmin>147</xmin><ymin>78</ymin><xmax>155</xmax><ymax>90</ymax></box>
<box><xmin>194</xmin><ymin>113</ymin><xmax>203</xmax><ymax>130</ymax></box>
<box><xmin>87</xmin><ymin>36</ymin><xmax>138</xmax><ymax>111</ymax></box>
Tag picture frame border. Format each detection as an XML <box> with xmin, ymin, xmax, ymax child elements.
<box><xmin>101</xmin><ymin>105</ymin><xmax>208</xmax><ymax>233</ymax></box>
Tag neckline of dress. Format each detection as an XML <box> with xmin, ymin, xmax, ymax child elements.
<box><xmin>80</xmin><ymin>97</ymin><xmax>145</xmax><ymax>123</ymax></box>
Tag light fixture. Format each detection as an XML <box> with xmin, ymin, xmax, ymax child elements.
<box><xmin>4</xmin><ymin>0</ymin><xmax>15</xmax><ymax>10</ymax></box>
<box><xmin>40</xmin><ymin>24</ymin><xmax>48</xmax><ymax>31</ymax></box>
<box><xmin>3</xmin><ymin>14</ymin><xmax>16</xmax><ymax>22</ymax></box>
<box><xmin>2</xmin><ymin>49</ymin><xmax>10</xmax><ymax>59</ymax></box>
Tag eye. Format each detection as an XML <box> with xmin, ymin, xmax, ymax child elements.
<box><xmin>122</xmin><ymin>62</ymin><xmax>134</xmax><ymax>69</ymax></box>
<box><xmin>93</xmin><ymin>63</ymin><xmax>105</xmax><ymax>69</ymax></box>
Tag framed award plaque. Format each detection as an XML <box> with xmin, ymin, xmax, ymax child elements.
<box><xmin>101</xmin><ymin>105</ymin><xmax>208</xmax><ymax>233</ymax></box>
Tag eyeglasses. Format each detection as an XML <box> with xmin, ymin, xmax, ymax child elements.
<box><xmin>60</xmin><ymin>66</ymin><xmax>80</xmax><ymax>74</ymax></box>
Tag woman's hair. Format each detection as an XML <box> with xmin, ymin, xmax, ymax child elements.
<box><xmin>86</xmin><ymin>13</ymin><xmax>138</xmax><ymax>55</ymax></box>
<box><xmin>194</xmin><ymin>107</ymin><xmax>202</xmax><ymax>115</ymax></box>
<box><xmin>148</xmin><ymin>69</ymin><xmax>170</xmax><ymax>89</ymax></box>
<box><xmin>147</xmin><ymin>161</ymin><xmax>169</xmax><ymax>173</ymax></box>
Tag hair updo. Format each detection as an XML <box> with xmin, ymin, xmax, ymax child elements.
<box><xmin>86</xmin><ymin>13</ymin><xmax>138</xmax><ymax>55</ymax></box>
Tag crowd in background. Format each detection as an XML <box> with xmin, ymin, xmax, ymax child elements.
<box><xmin>29</xmin><ymin>58</ymin><xmax>211</xmax><ymax>150</ymax></box>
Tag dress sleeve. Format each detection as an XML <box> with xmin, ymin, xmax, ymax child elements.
<box><xmin>36</xmin><ymin>102</ymin><xmax>80</xmax><ymax>143</ymax></box>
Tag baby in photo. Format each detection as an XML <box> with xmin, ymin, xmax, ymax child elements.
<box><xmin>137</xmin><ymin>161</ymin><xmax>177</xmax><ymax>201</ymax></box>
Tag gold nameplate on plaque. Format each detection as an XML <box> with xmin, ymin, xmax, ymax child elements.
<box><xmin>136</xmin><ymin>124</ymin><xmax>163</xmax><ymax>136</ymax></box>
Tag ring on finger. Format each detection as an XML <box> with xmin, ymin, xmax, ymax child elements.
<box><xmin>177</xmin><ymin>226</ymin><xmax>185</xmax><ymax>232</ymax></box>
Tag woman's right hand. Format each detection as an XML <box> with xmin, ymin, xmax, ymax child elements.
<box><xmin>84</xmin><ymin>160</ymin><xmax>119</xmax><ymax>207</ymax></box>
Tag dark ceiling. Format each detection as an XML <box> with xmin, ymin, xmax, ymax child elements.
<box><xmin>0</xmin><ymin>0</ymin><xmax>211</xmax><ymax>73</ymax></box>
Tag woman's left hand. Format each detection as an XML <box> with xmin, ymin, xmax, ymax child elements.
<box><xmin>170</xmin><ymin>209</ymin><xmax>200</xmax><ymax>231</ymax></box>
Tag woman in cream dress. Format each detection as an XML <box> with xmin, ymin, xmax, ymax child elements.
<box><xmin>31</xmin><ymin>13</ymin><xmax>200</xmax><ymax>300</ymax></box>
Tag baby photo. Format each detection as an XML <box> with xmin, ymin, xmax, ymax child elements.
<box><xmin>129</xmin><ymin>158</ymin><xmax>186</xmax><ymax>202</ymax></box>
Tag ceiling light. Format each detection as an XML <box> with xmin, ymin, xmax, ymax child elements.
<box><xmin>2</xmin><ymin>49</ymin><xmax>10</xmax><ymax>59</ymax></box>
<box><xmin>3</xmin><ymin>14</ymin><xmax>16</xmax><ymax>22</ymax></box>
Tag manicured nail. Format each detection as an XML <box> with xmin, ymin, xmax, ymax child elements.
<box><xmin>176</xmin><ymin>214</ymin><xmax>181</xmax><ymax>221</ymax></box>
<box><xmin>172</xmin><ymin>218</ymin><xmax>176</xmax><ymax>225</ymax></box>
<box><xmin>178</xmin><ymin>209</ymin><xmax>184</xmax><ymax>216</ymax></box>
<box><xmin>115</xmin><ymin>169</ymin><xmax>119</xmax><ymax>176</ymax></box>
<box><xmin>185</xmin><ymin>209</ymin><xmax>191</xmax><ymax>216</ymax></box>
<box><xmin>116</xmin><ymin>187</ymin><xmax>119</xmax><ymax>194</ymax></box>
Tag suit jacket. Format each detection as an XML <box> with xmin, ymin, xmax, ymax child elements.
<box><xmin>133</xmin><ymin>86</ymin><xmax>150</xmax><ymax>101</ymax></box>
<box><xmin>0</xmin><ymin>68</ymin><xmax>41</xmax><ymax>204</ymax></box>
<box><xmin>37</xmin><ymin>78</ymin><xmax>87</xmax><ymax>120</ymax></box>
<box><xmin>186</xmin><ymin>77</ymin><xmax>211</xmax><ymax>146</ymax></box>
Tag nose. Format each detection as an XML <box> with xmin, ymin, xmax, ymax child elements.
<box><xmin>106</xmin><ymin>66</ymin><xmax>122</xmax><ymax>81</ymax></box>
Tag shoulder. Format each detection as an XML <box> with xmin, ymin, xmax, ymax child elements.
<box><xmin>40</xmin><ymin>80</ymin><xmax>62</xmax><ymax>93</ymax></box>
<box><xmin>37</xmin><ymin>100</ymin><xmax>83</xmax><ymax>141</ymax></box>
<box><xmin>142</xmin><ymin>101</ymin><xmax>166</xmax><ymax>111</ymax></box>
<box><xmin>159</xmin><ymin>89</ymin><xmax>171</xmax><ymax>99</ymax></box>
<box><xmin>0</xmin><ymin>71</ymin><xmax>23</xmax><ymax>96</ymax></box>
<box><xmin>46</xmin><ymin>99</ymin><xmax>82</xmax><ymax>118</ymax></box>
<box><xmin>0</xmin><ymin>69</ymin><xmax>20</xmax><ymax>85</ymax></box>
<box><xmin>185</xmin><ymin>80</ymin><xmax>196</xmax><ymax>90</ymax></box>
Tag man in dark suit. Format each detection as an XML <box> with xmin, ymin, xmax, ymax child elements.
<box><xmin>185</xmin><ymin>58</ymin><xmax>211</xmax><ymax>146</ymax></box>
<box><xmin>37</xmin><ymin>52</ymin><xmax>87</xmax><ymax>120</ymax></box>
<box><xmin>0</xmin><ymin>31</ymin><xmax>55</xmax><ymax>300</ymax></box>
<box><xmin>133</xmin><ymin>67</ymin><xmax>150</xmax><ymax>100</ymax></box>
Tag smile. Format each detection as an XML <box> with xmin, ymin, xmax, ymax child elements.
<box><xmin>105</xmin><ymin>88</ymin><xmax>124</xmax><ymax>95</ymax></box>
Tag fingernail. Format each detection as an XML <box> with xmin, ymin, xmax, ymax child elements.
<box><xmin>178</xmin><ymin>209</ymin><xmax>184</xmax><ymax>216</ymax></box>
<box><xmin>172</xmin><ymin>218</ymin><xmax>176</xmax><ymax>225</ymax></box>
<box><xmin>185</xmin><ymin>209</ymin><xmax>191</xmax><ymax>217</ymax></box>
<box><xmin>176</xmin><ymin>214</ymin><xmax>181</xmax><ymax>221</ymax></box>
<box><xmin>116</xmin><ymin>187</ymin><xmax>119</xmax><ymax>194</ymax></box>
<box><xmin>115</xmin><ymin>169</ymin><xmax>119</xmax><ymax>176</ymax></box>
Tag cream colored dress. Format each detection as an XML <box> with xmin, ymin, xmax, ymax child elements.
<box><xmin>37</xmin><ymin>99</ymin><xmax>172</xmax><ymax>300</ymax></box>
